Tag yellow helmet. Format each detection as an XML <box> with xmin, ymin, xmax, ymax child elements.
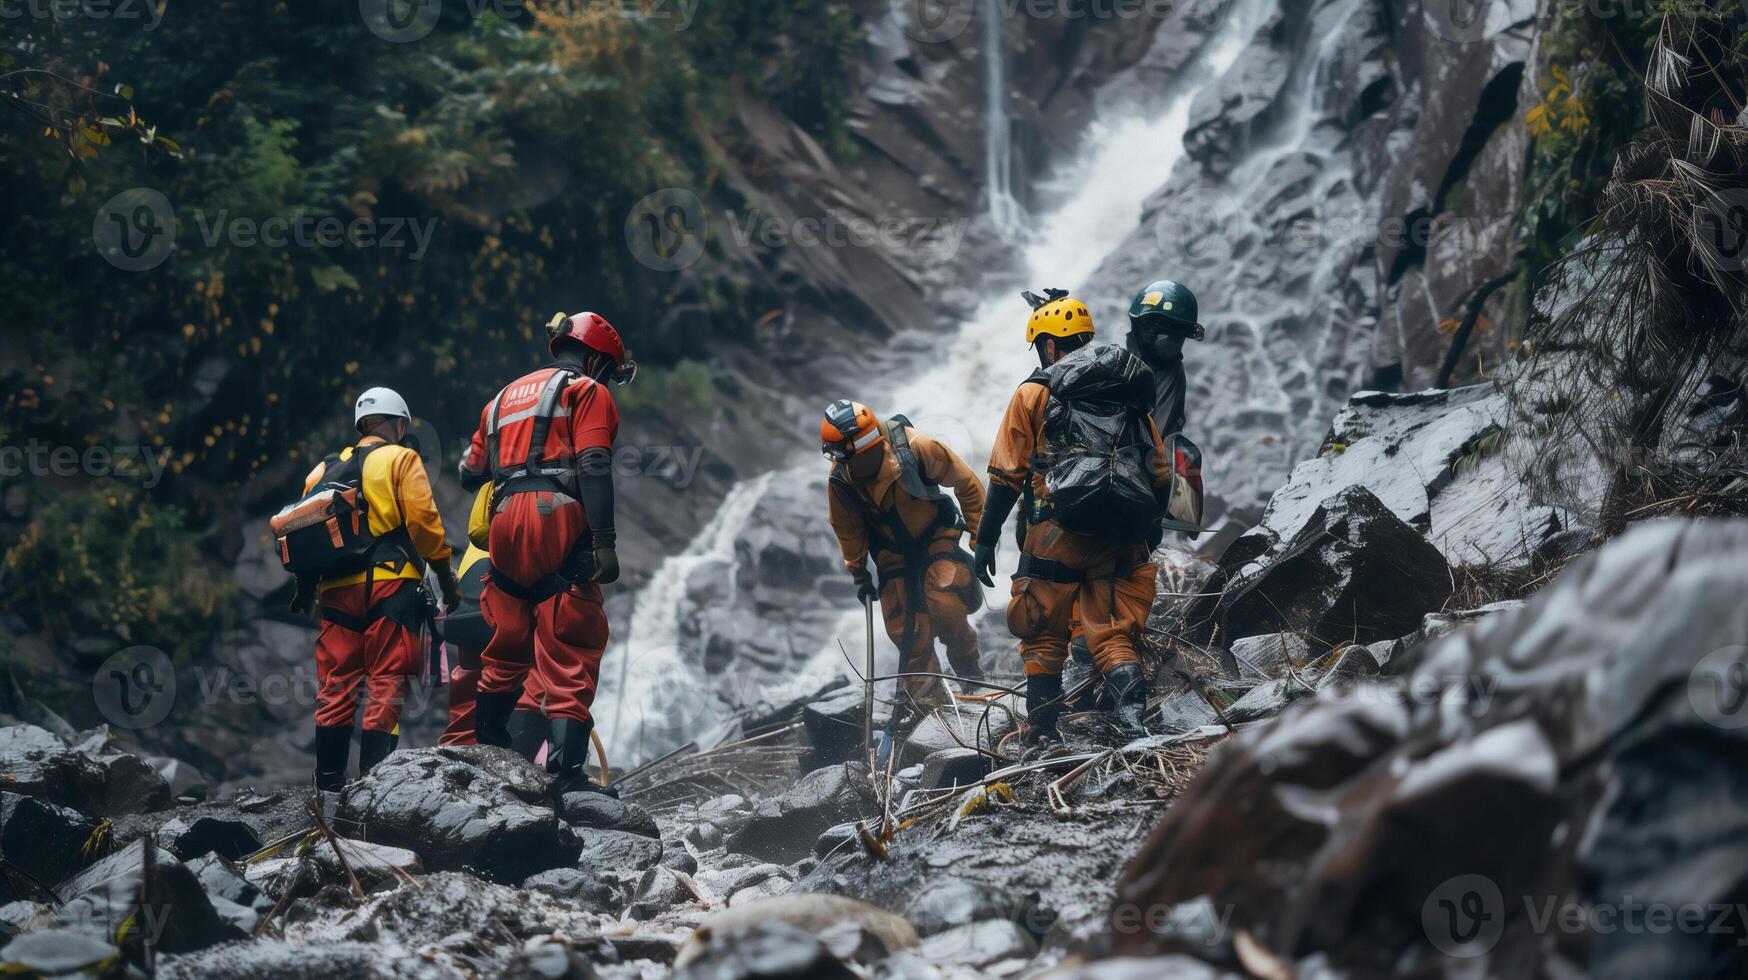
<box><xmin>1025</xmin><ymin>295</ymin><xmax>1095</xmax><ymax>345</ymax></box>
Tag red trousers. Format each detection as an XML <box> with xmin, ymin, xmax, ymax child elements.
<box><xmin>315</xmin><ymin>578</ymin><xmax>421</xmax><ymax>732</ymax></box>
<box><xmin>478</xmin><ymin>492</ymin><xmax>609</xmax><ymax>723</ymax></box>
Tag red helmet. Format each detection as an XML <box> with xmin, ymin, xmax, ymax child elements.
<box><xmin>547</xmin><ymin>311</ymin><xmax>626</xmax><ymax>367</ymax></box>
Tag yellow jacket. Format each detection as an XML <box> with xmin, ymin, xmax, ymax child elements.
<box><xmin>301</xmin><ymin>436</ymin><xmax>452</xmax><ymax>592</ymax></box>
<box><xmin>467</xmin><ymin>483</ymin><xmax>492</xmax><ymax>552</ymax></box>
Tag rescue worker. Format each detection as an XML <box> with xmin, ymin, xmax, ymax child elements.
<box><xmin>822</xmin><ymin>402</ymin><xmax>986</xmax><ymax>722</ymax></box>
<box><xmin>304</xmin><ymin>387</ymin><xmax>460</xmax><ymax>788</ymax></box>
<box><xmin>458</xmin><ymin>311</ymin><xmax>634</xmax><ymax>796</ymax></box>
<box><xmin>973</xmin><ymin>296</ymin><xmax>1174</xmax><ymax>742</ymax></box>
<box><xmin>438</xmin><ymin>484</ymin><xmax>494</xmax><ymax>747</ymax></box>
<box><xmin>1125</xmin><ymin>279</ymin><xmax>1203</xmax><ymax>439</ymax></box>
<box><xmin>438</xmin><ymin>482</ymin><xmax>551</xmax><ymax>757</ymax></box>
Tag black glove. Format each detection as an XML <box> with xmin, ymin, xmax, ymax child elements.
<box><xmin>593</xmin><ymin>547</ymin><xmax>620</xmax><ymax>585</ymax></box>
<box><xmin>973</xmin><ymin>543</ymin><xmax>998</xmax><ymax>588</ymax></box>
<box><xmin>432</xmin><ymin>560</ymin><xmax>462</xmax><ymax>612</ymax></box>
<box><xmin>850</xmin><ymin>566</ymin><xmax>879</xmax><ymax>605</ymax></box>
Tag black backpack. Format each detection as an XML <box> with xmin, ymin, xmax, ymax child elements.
<box><xmin>270</xmin><ymin>442</ymin><xmax>420</xmax><ymax>579</ymax></box>
<box><xmin>1029</xmin><ymin>344</ymin><xmax>1160</xmax><ymax>540</ymax></box>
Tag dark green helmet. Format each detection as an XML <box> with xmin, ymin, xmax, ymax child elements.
<box><xmin>1129</xmin><ymin>280</ymin><xmax>1203</xmax><ymax>340</ymax></box>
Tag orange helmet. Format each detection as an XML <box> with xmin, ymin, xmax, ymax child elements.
<box><xmin>820</xmin><ymin>400</ymin><xmax>884</xmax><ymax>462</ymax></box>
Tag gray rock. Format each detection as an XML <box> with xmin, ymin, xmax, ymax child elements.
<box><xmin>628</xmin><ymin>866</ymin><xmax>691</xmax><ymax>921</ymax></box>
<box><xmin>918</xmin><ymin>748</ymin><xmax>990</xmax><ymax>790</ymax></box>
<box><xmin>1209</xmin><ymin>486</ymin><xmax>1454</xmax><ymax>648</ymax></box>
<box><xmin>522</xmin><ymin>868</ymin><xmax>622</xmax><ymax>915</ymax></box>
<box><xmin>0</xmin><ymin>900</ymin><xmax>52</xmax><ymax>937</ymax></box>
<box><xmin>1115</xmin><ymin>519</ymin><xmax>1748</xmax><ymax>977</ymax></box>
<box><xmin>801</xmin><ymin>690</ymin><xmax>867</xmax><ymax>767</ymax></box>
<box><xmin>901</xmin><ymin>877</ymin><xmax>1047</xmax><ymax>938</ymax></box>
<box><xmin>0</xmin><ymin>928</ymin><xmax>120</xmax><ymax>975</ymax></box>
<box><xmin>901</xmin><ymin>710</ymin><xmax>1017</xmax><ymax>767</ymax></box>
<box><xmin>725</xmin><ymin>766</ymin><xmax>872</xmax><ymax>865</ymax></box>
<box><xmin>245</xmin><ymin>837</ymin><xmax>421</xmax><ymax>899</ymax></box>
<box><xmin>920</xmin><ymin>919</ymin><xmax>1038</xmax><ymax>967</ymax></box>
<box><xmin>0</xmin><ymin>725</ymin><xmax>170</xmax><ymax>817</ymax></box>
<box><xmin>157</xmin><ymin>813</ymin><xmax>261</xmax><ymax>861</ymax></box>
<box><xmin>660</xmin><ymin>832</ymin><xmax>699</xmax><ymax>875</ymax></box>
<box><xmin>1227</xmin><ymin>633</ymin><xmax>1311</xmax><ymax>676</ymax></box>
<box><xmin>56</xmin><ymin>844</ymin><xmax>242</xmax><ymax>953</ymax></box>
<box><xmin>337</xmin><ymin>746</ymin><xmax>577</xmax><ymax>884</ymax></box>
<box><xmin>575</xmin><ymin>829</ymin><xmax>663</xmax><ymax>875</ymax></box>
<box><xmin>813</xmin><ymin>822</ymin><xmax>859</xmax><ymax>860</ymax></box>
<box><xmin>1155</xmin><ymin>691</ymin><xmax>1222</xmax><ymax>733</ymax></box>
<box><xmin>558</xmin><ymin>792</ymin><xmax>660</xmax><ymax>839</ymax></box>
<box><xmin>672</xmin><ymin>921</ymin><xmax>856</xmax><ymax>980</ymax></box>
<box><xmin>0</xmin><ymin>791</ymin><xmax>99</xmax><ymax>891</ymax></box>
<box><xmin>185</xmin><ymin>854</ymin><xmax>260</xmax><ymax>908</ymax></box>
<box><xmin>503</xmin><ymin>936</ymin><xmax>600</xmax><ymax>980</ymax></box>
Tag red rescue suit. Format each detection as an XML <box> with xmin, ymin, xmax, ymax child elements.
<box><xmin>460</xmin><ymin>365</ymin><xmax>619</xmax><ymax>723</ymax></box>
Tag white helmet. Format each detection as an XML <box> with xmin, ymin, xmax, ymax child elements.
<box><xmin>354</xmin><ymin>386</ymin><xmax>411</xmax><ymax>432</ymax></box>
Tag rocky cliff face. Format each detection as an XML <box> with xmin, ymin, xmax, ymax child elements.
<box><xmin>616</xmin><ymin>0</ymin><xmax>1557</xmax><ymax>767</ymax></box>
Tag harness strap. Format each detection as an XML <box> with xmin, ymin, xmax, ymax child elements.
<box><xmin>487</xmin><ymin>548</ymin><xmax>598</xmax><ymax>606</ymax></box>
<box><xmin>320</xmin><ymin>581</ymin><xmax>428</xmax><ymax>633</ymax></box>
<box><xmin>1016</xmin><ymin>552</ymin><xmax>1083</xmax><ymax>584</ymax></box>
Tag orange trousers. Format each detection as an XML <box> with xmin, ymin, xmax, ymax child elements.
<box><xmin>875</xmin><ymin>533</ymin><xmax>981</xmax><ymax>709</ymax></box>
<box><xmin>1007</xmin><ymin>519</ymin><xmax>1156</xmax><ymax>677</ymax></box>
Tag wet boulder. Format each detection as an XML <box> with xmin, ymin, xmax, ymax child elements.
<box><xmin>0</xmin><ymin>928</ymin><xmax>121</xmax><ymax>976</ymax></box>
<box><xmin>246</xmin><ymin>837</ymin><xmax>421</xmax><ymax>899</ymax></box>
<box><xmin>558</xmin><ymin>792</ymin><xmax>660</xmax><ymax>838</ymax></box>
<box><xmin>523</xmin><ymin>867</ymin><xmax>624</xmax><ymax>915</ymax></box>
<box><xmin>0</xmin><ymin>725</ymin><xmax>170</xmax><ymax>817</ymax></box>
<box><xmin>900</xmin><ymin>709</ymin><xmax>1018</xmax><ymax>767</ymax></box>
<box><xmin>725</xmin><ymin>765</ymin><xmax>874</xmax><ymax>865</ymax></box>
<box><xmin>0</xmin><ymin>791</ymin><xmax>100</xmax><ymax>891</ymax></box>
<box><xmin>1210</xmin><ymin>486</ymin><xmax>1451</xmax><ymax>648</ymax></box>
<box><xmin>676</xmin><ymin>896</ymin><xmax>916</xmax><ymax>974</ymax></box>
<box><xmin>1113</xmin><ymin>519</ymin><xmax>1748</xmax><ymax>977</ymax></box>
<box><xmin>802</xmin><ymin>690</ymin><xmax>867</xmax><ymax>767</ymax></box>
<box><xmin>919</xmin><ymin>748</ymin><xmax>991</xmax><ymax>790</ymax></box>
<box><xmin>337</xmin><ymin>746</ymin><xmax>578</xmax><ymax>884</ymax></box>
<box><xmin>902</xmin><ymin>877</ymin><xmax>1047</xmax><ymax>938</ymax></box>
<box><xmin>575</xmin><ymin>829</ymin><xmax>664</xmax><ymax>876</ymax></box>
<box><xmin>155</xmin><ymin>813</ymin><xmax>262</xmax><ymax>861</ymax></box>
<box><xmin>672</xmin><ymin>921</ymin><xmax>855</xmax><ymax>980</ymax></box>
<box><xmin>921</xmin><ymin>919</ymin><xmax>1038</xmax><ymax>967</ymax></box>
<box><xmin>55</xmin><ymin>844</ymin><xmax>242</xmax><ymax>953</ymax></box>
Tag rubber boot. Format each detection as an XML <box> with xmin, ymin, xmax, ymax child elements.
<box><xmin>1068</xmin><ymin>636</ymin><xmax>1099</xmax><ymax>711</ymax></box>
<box><xmin>507</xmin><ymin>708</ymin><xmax>546</xmax><ymax>763</ymax></box>
<box><xmin>1025</xmin><ymin>674</ymin><xmax>1065</xmax><ymax>746</ymax></box>
<box><xmin>313</xmin><ymin>725</ymin><xmax>352</xmax><ymax>791</ymax></box>
<box><xmin>473</xmin><ymin>687</ymin><xmax>523</xmax><ymax>748</ymax></box>
<box><xmin>1105</xmin><ymin>663</ymin><xmax>1152</xmax><ymax>736</ymax></box>
<box><xmin>547</xmin><ymin>717</ymin><xmax>617</xmax><ymax>798</ymax></box>
<box><xmin>358</xmin><ymin>729</ymin><xmax>395</xmax><ymax>775</ymax></box>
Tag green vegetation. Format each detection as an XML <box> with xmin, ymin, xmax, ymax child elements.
<box><xmin>0</xmin><ymin>1</ymin><xmax>860</xmax><ymax>655</ymax></box>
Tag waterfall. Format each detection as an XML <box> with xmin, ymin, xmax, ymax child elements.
<box><xmin>983</xmin><ymin>0</ymin><xmax>1023</xmax><ymax>239</ymax></box>
<box><xmin>599</xmin><ymin>0</ymin><xmax>1272</xmax><ymax>767</ymax></box>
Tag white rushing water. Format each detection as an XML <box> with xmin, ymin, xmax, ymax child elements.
<box><xmin>601</xmin><ymin>0</ymin><xmax>1269</xmax><ymax>763</ymax></box>
<box><xmin>982</xmin><ymin>0</ymin><xmax>1024</xmax><ymax>239</ymax></box>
